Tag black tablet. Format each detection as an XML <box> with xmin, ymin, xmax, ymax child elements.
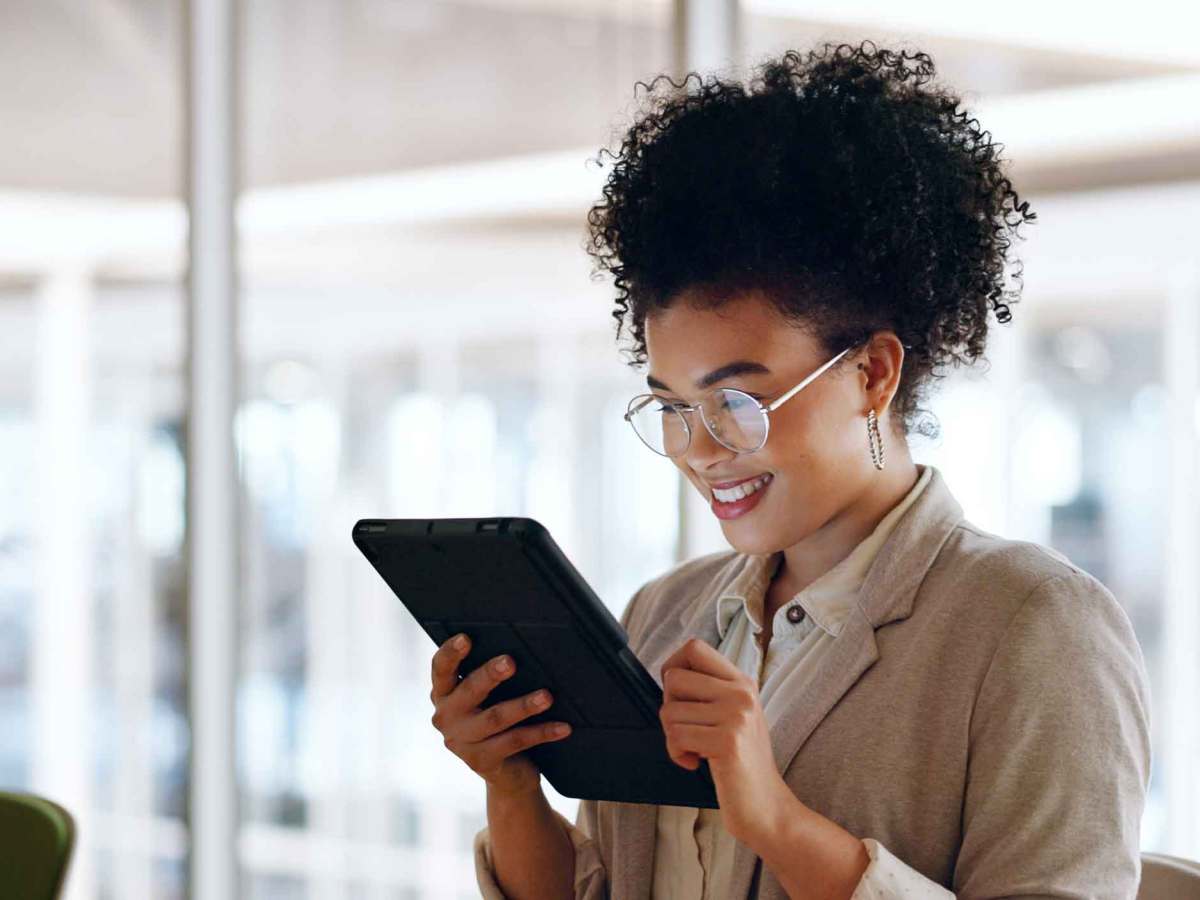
<box><xmin>352</xmin><ymin>515</ymin><xmax>719</xmax><ymax>809</ymax></box>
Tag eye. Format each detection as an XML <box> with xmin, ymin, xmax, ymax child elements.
<box><xmin>723</xmin><ymin>391</ymin><xmax>764</xmax><ymax>406</ymax></box>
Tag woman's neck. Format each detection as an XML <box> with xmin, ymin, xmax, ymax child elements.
<box><xmin>769</xmin><ymin>450</ymin><xmax>921</xmax><ymax>611</ymax></box>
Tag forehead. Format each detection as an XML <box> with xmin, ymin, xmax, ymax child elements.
<box><xmin>644</xmin><ymin>291</ymin><xmax>815</xmax><ymax>367</ymax></box>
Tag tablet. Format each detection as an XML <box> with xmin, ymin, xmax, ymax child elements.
<box><xmin>352</xmin><ymin>515</ymin><xmax>719</xmax><ymax>809</ymax></box>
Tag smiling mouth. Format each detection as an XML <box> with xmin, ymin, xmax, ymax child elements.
<box><xmin>710</xmin><ymin>473</ymin><xmax>773</xmax><ymax>503</ymax></box>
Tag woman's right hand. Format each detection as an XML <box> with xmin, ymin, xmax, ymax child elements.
<box><xmin>429</xmin><ymin>632</ymin><xmax>573</xmax><ymax>798</ymax></box>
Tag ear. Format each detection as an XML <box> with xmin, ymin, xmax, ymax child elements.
<box><xmin>855</xmin><ymin>331</ymin><xmax>905</xmax><ymax>417</ymax></box>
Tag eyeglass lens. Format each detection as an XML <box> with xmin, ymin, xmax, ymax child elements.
<box><xmin>627</xmin><ymin>389</ymin><xmax>766</xmax><ymax>456</ymax></box>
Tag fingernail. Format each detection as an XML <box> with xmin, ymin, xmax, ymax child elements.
<box><xmin>553</xmin><ymin>723</ymin><xmax>570</xmax><ymax>736</ymax></box>
<box><xmin>492</xmin><ymin>656</ymin><xmax>511</xmax><ymax>674</ymax></box>
<box><xmin>453</xmin><ymin>634</ymin><xmax>467</xmax><ymax>650</ymax></box>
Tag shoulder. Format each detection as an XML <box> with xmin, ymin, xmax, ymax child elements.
<box><xmin>945</xmin><ymin>531</ymin><xmax>1151</xmax><ymax>899</ymax></box>
<box><xmin>948</xmin><ymin>517</ymin><xmax>1087</xmax><ymax>585</ymax></box>
<box><xmin>936</xmin><ymin>519</ymin><xmax>1148</xmax><ymax>701</ymax></box>
<box><xmin>937</xmin><ymin>517</ymin><xmax>1118</xmax><ymax>617</ymax></box>
<box><xmin>915</xmin><ymin>517</ymin><xmax>1148</xmax><ymax>691</ymax></box>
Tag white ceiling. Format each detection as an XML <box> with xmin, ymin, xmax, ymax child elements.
<box><xmin>3</xmin><ymin>0</ymin><xmax>1196</xmax><ymax>199</ymax></box>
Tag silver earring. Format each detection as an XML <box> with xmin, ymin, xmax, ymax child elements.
<box><xmin>867</xmin><ymin>409</ymin><xmax>885</xmax><ymax>471</ymax></box>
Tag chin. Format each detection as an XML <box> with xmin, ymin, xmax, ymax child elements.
<box><xmin>719</xmin><ymin>524</ymin><xmax>783</xmax><ymax>557</ymax></box>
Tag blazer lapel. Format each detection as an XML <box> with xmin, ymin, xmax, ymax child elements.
<box><xmin>741</xmin><ymin>466</ymin><xmax>965</xmax><ymax>898</ymax></box>
<box><xmin>770</xmin><ymin>467</ymin><xmax>965</xmax><ymax>777</ymax></box>
<box><xmin>609</xmin><ymin>466</ymin><xmax>965</xmax><ymax>900</ymax></box>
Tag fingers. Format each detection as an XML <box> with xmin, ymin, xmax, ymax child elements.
<box><xmin>428</xmin><ymin>634</ymin><xmax>573</xmax><ymax>791</ymax></box>
<box><xmin>466</xmin><ymin>719</ymin><xmax>573</xmax><ymax>767</ymax></box>
<box><xmin>659</xmin><ymin>637</ymin><xmax>737</xmax><ymax>684</ymax></box>
<box><xmin>659</xmin><ymin>698</ymin><xmax>723</xmax><ymax>727</ymax></box>
<box><xmin>660</xmin><ymin>694</ymin><xmax>719</xmax><ymax>770</ymax></box>
<box><xmin>664</xmin><ymin>723</ymin><xmax>703</xmax><ymax>770</ymax></box>
<box><xmin>438</xmin><ymin>693</ymin><xmax>573</xmax><ymax>778</ymax></box>
<box><xmin>430</xmin><ymin>635</ymin><xmax>565</xmax><ymax>736</ymax></box>
<box><xmin>458</xmin><ymin>688</ymin><xmax>558</xmax><ymax>744</ymax></box>
<box><xmin>449</xmin><ymin>651</ymin><xmax>522</xmax><ymax>720</ymax></box>
<box><xmin>662</xmin><ymin>666</ymin><xmax>725</xmax><ymax>702</ymax></box>
<box><xmin>429</xmin><ymin>634</ymin><xmax>521</xmax><ymax>715</ymax></box>
<box><xmin>664</xmin><ymin>723</ymin><xmax>715</xmax><ymax>769</ymax></box>
<box><xmin>430</xmin><ymin>632</ymin><xmax>471</xmax><ymax>700</ymax></box>
<box><xmin>671</xmin><ymin>750</ymin><xmax>702</xmax><ymax>770</ymax></box>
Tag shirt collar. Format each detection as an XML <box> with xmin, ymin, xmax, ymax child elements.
<box><xmin>714</xmin><ymin>464</ymin><xmax>933</xmax><ymax>641</ymax></box>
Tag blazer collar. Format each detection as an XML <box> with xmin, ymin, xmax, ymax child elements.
<box><xmin>713</xmin><ymin>464</ymin><xmax>935</xmax><ymax>641</ymax></box>
<box><xmin>610</xmin><ymin>464</ymin><xmax>964</xmax><ymax>900</ymax></box>
<box><xmin>674</xmin><ymin>464</ymin><xmax>960</xmax><ymax>639</ymax></box>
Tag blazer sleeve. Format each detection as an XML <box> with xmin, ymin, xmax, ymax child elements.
<box><xmin>472</xmin><ymin>581</ymin><xmax>653</xmax><ymax>899</ymax></box>
<box><xmin>473</xmin><ymin>807</ymin><xmax>606</xmax><ymax>900</ymax></box>
<box><xmin>952</xmin><ymin>570</ymin><xmax>1152</xmax><ymax>899</ymax></box>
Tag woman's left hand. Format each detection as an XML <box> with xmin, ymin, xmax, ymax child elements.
<box><xmin>659</xmin><ymin>637</ymin><xmax>794</xmax><ymax>845</ymax></box>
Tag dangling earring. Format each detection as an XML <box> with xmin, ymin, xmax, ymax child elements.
<box><xmin>867</xmin><ymin>409</ymin><xmax>885</xmax><ymax>471</ymax></box>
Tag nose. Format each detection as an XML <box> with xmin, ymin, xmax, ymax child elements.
<box><xmin>681</xmin><ymin>408</ymin><xmax>738</xmax><ymax>471</ymax></box>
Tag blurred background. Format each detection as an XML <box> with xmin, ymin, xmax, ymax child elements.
<box><xmin>1</xmin><ymin>0</ymin><xmax>1198</xmax><ymax>897</ymax></box>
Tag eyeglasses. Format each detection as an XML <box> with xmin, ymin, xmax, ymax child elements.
<box><xmin>624</xmin><ymin>347</ymin><xmax>854</xmax><ymax>457</ymax></box>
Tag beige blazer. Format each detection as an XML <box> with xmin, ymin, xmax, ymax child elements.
<box><xmin>575</xmin><ymin>465</ymin><xmax>1151</xmax><ymax>899</ymax></box>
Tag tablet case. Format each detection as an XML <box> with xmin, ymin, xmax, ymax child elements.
<box><xmin>352</xmin><ymin>515</ymin><xmax>719</xmax><ymax>809</ymax></box>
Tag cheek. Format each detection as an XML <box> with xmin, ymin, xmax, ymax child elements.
<box><xmin>765</xmin><ymin>404</ymin><xmax>825</xmax><ymax>459</ymax></box>
<box><xmin>772</xmin><ymin>393</ymin><xmax>849</xmax><ymax>453</ymax></box>
<box><xmin>766</xmin><ymin>402</ymin><xmax>857</xmax><ymax>473</ymax></box>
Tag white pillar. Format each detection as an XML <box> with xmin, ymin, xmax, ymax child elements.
<box><xmin>304</xmin><ymin>362</ymin><xmax>352</xmax><ymax>900</ymax></box>
<box><xmin>30</xmin><ymin>267</ymin><xmax>94</xmax><ymax>900</ymax></box>
<box><xmin>673</xmin><ymin>0</ymin><xmax>740</xmax><ymax>80</ymax></box>
<box><xmin>531</xmin><ymin>331</ymin><xmax>581</xmax><ymax>561</ymax></box>
<box><xmin>185</xmin><ymin>0</ymin><xmax>239</xmax><ymax>896</ymax></box>
<box><xmin>1162</xmin><ymin>261</ymin><xmax>1200</xmax><ymax>857</ymax></box>
<box><xmin>112</xmin><ymin>403</ymin><xmax>157</xmax><ymax>899</ymax></box>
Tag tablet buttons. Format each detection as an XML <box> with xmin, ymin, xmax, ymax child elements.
<box><xmin>786</xmin><ymin>604</ymin><xmax>805</xmax><ymax>623</ymax></box>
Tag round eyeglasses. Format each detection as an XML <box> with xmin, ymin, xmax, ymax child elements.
<box><xmin>624</xmin><ymin>347</ymin><xmax>854</xmax><ymax>457</ymax></box>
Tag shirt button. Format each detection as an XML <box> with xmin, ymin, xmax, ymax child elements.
<box><xmin>786</xmin><ymin>605</ymin><xmax>805</xmax><ymax>623</ymax></box>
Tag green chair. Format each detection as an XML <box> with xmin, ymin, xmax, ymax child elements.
<box><xmin>0</xmin><ymin>791</ymin><xmax>76</xmax><ymax>900</ymax></box>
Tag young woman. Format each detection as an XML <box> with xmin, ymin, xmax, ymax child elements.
<box><xmin>428</xmin><ymin>41</ymin><xmax>1151</xmax><ymax>900</ymax></box>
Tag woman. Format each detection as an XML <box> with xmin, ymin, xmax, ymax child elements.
<box><xmin>428</xmin><ymin>41</ymin><xmax>1151</xmax><ymax>899</ymax></box>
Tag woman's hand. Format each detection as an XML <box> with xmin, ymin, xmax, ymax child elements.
<box><xmin>659</xmin><ymin>637</ymin><xmax>793</xmax><ymax>844</ymax></box>
<box><xmin>429</xmin><ymin>633</ymin><xmax>573</xmax><ymax>798</ymax></box>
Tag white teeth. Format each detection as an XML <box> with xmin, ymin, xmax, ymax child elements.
<box><xmin>713</xmin><ymin>474</ymin><xmax>772</xmax><ymax>503</ymax></box>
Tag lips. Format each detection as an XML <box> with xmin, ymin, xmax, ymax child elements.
<box><xmin>709</xmin><ymin>473</ymin><xmax>773</xmax><ymax>519</ymax></box>
<box><xmin>707</xmin><ymin>473</ymin><xmax>769</xmax><ymax>490</ymax></box>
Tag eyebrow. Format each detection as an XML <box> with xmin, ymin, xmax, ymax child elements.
<box><xmin>646</xmin><ymin>360</ymin><xmax>772</xmax><ymax>393</ymax></box>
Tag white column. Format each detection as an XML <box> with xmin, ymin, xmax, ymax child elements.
<box><xmin>185</xmin><ymin>0</ymin><xmax>239</xmax><ymax>897</ymax></box>
<box><xmin>30</xmin><ymin>267</ymin><xmax>94</xmax><ymax>900</ymax></box>
<box><xmin>531</xmin><ymin>331</ymin><xmax>581</xmax><ymax>561</ymax></box>
<box><xmin>112</xmin><ymin>402</ymin><xmax>157</xmax><ymax>899</ymax></box>
<box><xmin>305</xmin><ymin>361</ymin><xmax>352</xmax><ymax>900</ymax></box>
<box><xmin>1162</xmin><ymin>261</ymin><xmax>1200</xmax><ymax>857</ymax></box>
<box><xmin>673</xmin><ymin>0</ymin><xmax>740</xmax><ymax>79</ymax></box>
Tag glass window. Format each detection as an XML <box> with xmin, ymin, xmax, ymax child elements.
<box><xmin>0</xmin><ymin>2</ymin><xmax>187</xmax><ymax>897</ymax></box>
<box><xmin>238</xmin><ymin>3</ymin><xmax>673</xmax><ymax>892</ymax></box>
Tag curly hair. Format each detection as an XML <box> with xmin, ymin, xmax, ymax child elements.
<box><xmin>584</xmin><ymin>40</ymin><xmax>1036</xmax><ymax>439</ymax></box>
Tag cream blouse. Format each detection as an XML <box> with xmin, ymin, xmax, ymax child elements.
<box><xmin>476</xmin><ymin>464</ymin><xmax>956</xmax><ymax>898</ymax></box>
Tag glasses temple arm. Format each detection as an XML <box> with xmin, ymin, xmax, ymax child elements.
<box><xmin>765</xmin><ymin>347</ymin><xmax>854</xmax><ymax>412</ymax></box>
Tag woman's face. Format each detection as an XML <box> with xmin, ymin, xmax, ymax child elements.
<box><xmin>643</xmin><ymin>289</ymin><xmax>884</xmax><ymax>556</ymax></box>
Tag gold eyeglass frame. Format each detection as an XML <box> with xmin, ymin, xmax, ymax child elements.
<box><xmin>624</xmin><ymin>346</ymin><xmax>855</xmax><ymax>457</ymax></box>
